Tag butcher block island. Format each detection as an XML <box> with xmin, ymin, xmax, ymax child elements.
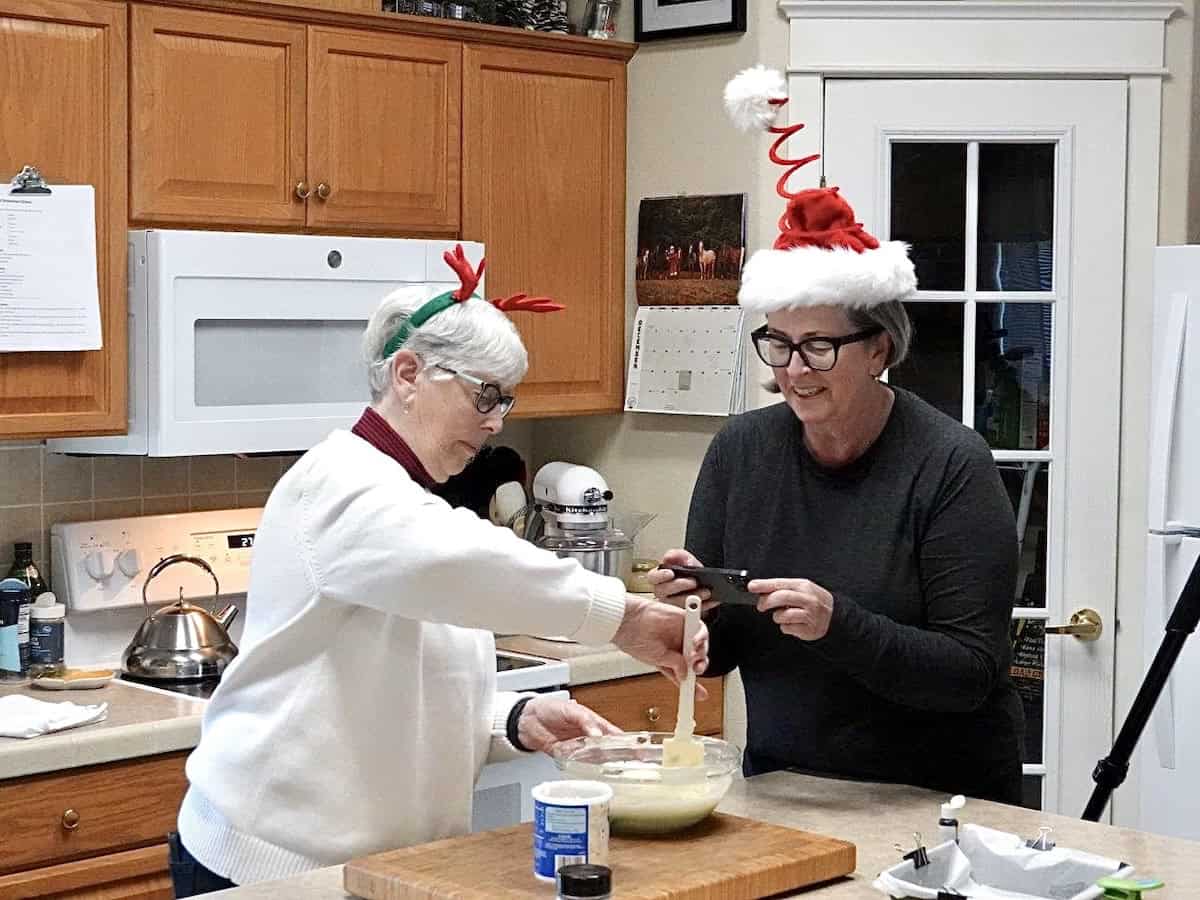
<box><xmin>201</xmin><ymin>772</ymin><xmax>1200</xmax><ymax>898</ymax></box>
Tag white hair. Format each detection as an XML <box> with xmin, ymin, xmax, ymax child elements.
<box><xmin>362</xmin><ymin>284</ymin><xmax>529</xmax><ymax>403</ymax></box>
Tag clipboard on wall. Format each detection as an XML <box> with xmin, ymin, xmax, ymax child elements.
<box><xmin>0</xmin><ymin>165</ymin><xmax>103</xmax><ymax>352</ymax></box>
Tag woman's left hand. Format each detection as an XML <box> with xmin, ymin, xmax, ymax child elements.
<box><xmin>748</xmin><ymin>578</ymin><xmax>835</xmax><ymax>641</ymax></box>
<box><xmin>516</xmin><ymin>696</ymin><xmax>621</xmax><ymax>755</ymax></box>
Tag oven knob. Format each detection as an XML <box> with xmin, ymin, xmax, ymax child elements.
<box><xmin>84</xmin><ymin>549</ymin><xmax>118</xmax><ymax>582</ymax></box>
<box><xmin>117</xmin><ymin>549</ymin><xmax>141</xmax><ymax>577</ymax></box>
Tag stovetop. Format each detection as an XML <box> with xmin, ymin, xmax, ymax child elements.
<box><xmin>115</xmin><ymin>651</ymin><xmax>567</xmax><ymax>700</ymax></box>
<box><xmin>117</xmin><ymin>673</ymin><xmax>220</xmax><ymax>700</ymax></box>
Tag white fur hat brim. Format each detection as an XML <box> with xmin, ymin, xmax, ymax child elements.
<box><xmin>738</xmin><ymin>242</ymin><xmax>917</xmax><ymax>313</ymax></box>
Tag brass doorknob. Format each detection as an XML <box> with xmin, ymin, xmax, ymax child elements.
<box><xmin>646</xmin><ymin>706</ymin><xmax>660</xmax><ymax>723</ymax></box>
<box><xmin>315</xmin><ymin>182</ymin><xmax>331</xmax><ymax>201</ymax></box>
<box><xmin>61</xmin><ymin>809</ymin><xmax>80</xmax><ymax>831</ymax></box>
<box><xmin>294</xmin><ymin>181</ymin><xmax>312</xmax><ymax>200</ymax></box>
<box><xmin>1045</xmin><ymin>608</ymin><xmax>1103</xmax><ymax>642</ymax></box>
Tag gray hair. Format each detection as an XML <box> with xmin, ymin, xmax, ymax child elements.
<box><xmin>362</xmin><ymin>285</ymin><xmax>529</xmax><ymax>403</ymax></box>
<box><xmin>759</xmin><ymin>300</ymin><xmax>912</xmax><ymax>394</ymax></box>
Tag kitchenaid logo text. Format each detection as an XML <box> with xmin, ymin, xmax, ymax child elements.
<box><xmin>632</xmin><ymin>317</ymin><xmax>643</xmax><ymax>369</ymax></box>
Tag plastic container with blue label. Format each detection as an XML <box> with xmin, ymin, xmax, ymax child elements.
<box><xmin>531</xmin><ymin>780</ymin><xmax>612</xmax><ymax>883</ymax></box>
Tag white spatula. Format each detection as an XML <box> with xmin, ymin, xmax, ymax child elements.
<box><xmin>662</xmin><ymin>596</ymin><xmax>705</xmax><ymax>770</ymax></box>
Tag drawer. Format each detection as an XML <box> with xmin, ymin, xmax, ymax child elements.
<box><xmin>0</xmin><ymin>753</ymin><xmax>188</xmax><ymax>875</ymax></box>
<box><xmin>571</xmin><ymin>674</ymin><xmax>723</xmax><ymax>736</ymax></box>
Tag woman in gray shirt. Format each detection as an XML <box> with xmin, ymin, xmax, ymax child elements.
<box><xmin>651</xmin><ymin>64</ymin><xmax>1024</xmax><ymax>802</ymax></box>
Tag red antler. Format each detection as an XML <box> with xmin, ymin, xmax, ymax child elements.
<box><xmin>490</xmin><ymin>293</ymin><xmax>565</xmax><ymax>313</ymax></box>
<box><xmin>442</xmin><ymin>244</ymin><xmax>485</xmax><ymax>301</ymax></box>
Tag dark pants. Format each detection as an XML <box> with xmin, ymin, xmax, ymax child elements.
<box><xmin>168</xmin><ymin>832</ymin><xmax>236</xmax><ymax>897</ymax></box>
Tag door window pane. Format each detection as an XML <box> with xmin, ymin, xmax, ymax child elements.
<box><xmin>890</xmin><ymin>143</ymin><xmax>967</xmax><ymax>291</ymax></box>
<box><xmin>975</xmin><ymin>303</ymin><xmax>1052</xmax><ymax>450</ymax></box>
<box><xmin>977</xmin><ymin>143</ymin><xmax>1055</xmax><ymax>292</ymax></box>
<box><xmin>998</xmin><ymin>461</ymin><xmax>1050</xmax><ymax>610</ymax></box>
<box><xmin>1011</xmin><ymin>618</ymin><xmax>1045</xmax><ymax>765</ymax></box>
<box><xmin>1020</xmin><ymin>775</ymin><xmax>1043</xmax><ymax>811</ymax></box>
<box><xmin>888</xmin><ymin>302</ymin><xmax>963</xmax><ymax>421</ymax></box>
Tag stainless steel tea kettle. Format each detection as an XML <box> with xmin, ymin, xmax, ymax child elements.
<box><xmin>122</xmin><ymin>554</ymin><xmax>239</xmax><ymax>681</ymax></box>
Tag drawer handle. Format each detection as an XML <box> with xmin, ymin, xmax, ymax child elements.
<box><xmin>295</xmin><ymin>181</ymin><xmax>312</xmax><ymax>200</ymax></box>
<box><xmin>646</xmin><ymin>706</ymin><xmax>660</xmax><ymax>724</ymax></box>
<box><xmin>315</xmin><ymin>182</ymin><xmax>331</xmax><ymax>201</ymax></box>
<box><xmin>61</xmin><ymin>809</ymin><xmax>80</xmax><ymax>831</ymax></box>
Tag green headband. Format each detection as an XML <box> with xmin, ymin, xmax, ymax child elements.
<box><xmin>382</xmin><ymin>290</ymin><xmax>481</xmax><ymax>359</ymax></box>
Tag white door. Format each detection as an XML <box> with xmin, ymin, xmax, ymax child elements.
<box><xmin>824</xmin><ymin>79</ymin><xmax>1126</xmax><ymax>817</ymax></box>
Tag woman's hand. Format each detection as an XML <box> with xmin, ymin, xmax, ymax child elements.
<box><xmin>646</xmin><ymin>549</ymin><xmax>717</xmax><ymax>614</ymax></box>
<box><xmin>749</xmin><ymin>578</ymin><xmax>835</xmax><ymax>641</ymax></box>
<box><xmin>612</xmin><ymin>594</ymin><xmax>710</xmax><ymax>699</ymax></box>
<box><xmin>517</xmin><ymin>696</ymin><xmax>620</xmax><ymax>754</ymax></box>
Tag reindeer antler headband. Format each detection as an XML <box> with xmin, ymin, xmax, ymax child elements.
<box><xmin>383</xmin><ymin>244</ymin><xmax>564</xmax><ymax>357</ymax></box>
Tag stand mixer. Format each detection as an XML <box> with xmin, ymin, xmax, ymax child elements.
<box><xmin>530</xmin><ymin>462</ymin><xmax>633</xmax><ymax>580</ymax></box>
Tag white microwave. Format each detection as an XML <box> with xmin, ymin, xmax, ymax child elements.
<box><xmin>50</xmin><ymin>230</ymin><xmax>482</xmax><ymax>456</ymax></box>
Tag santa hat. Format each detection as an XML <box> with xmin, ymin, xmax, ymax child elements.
<box><xmin>723</xmin><ymin>66</ymin><xmax>917</xmax><ymax>313</ymax></box>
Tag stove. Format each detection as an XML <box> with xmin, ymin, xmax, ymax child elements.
<box><xmin>115</xmin><ymin>650</ymin><xmax>567</xmax><ymax>702</ymax></box>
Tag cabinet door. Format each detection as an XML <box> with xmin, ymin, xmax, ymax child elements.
<box><xmin>0</xmin><ymin>844</ymin><xmax>171</xmax><ymax>899</ymax></box>
<box><xmin>463</xmin><ymin>46</ymin><xmax>626</xmax><ymax>416</ymax></box>
<box><xmin>307</xmin><ymin>27</ymin><xmax>460</xmax><ymax>234</ymax></box>
<box><xmin>0</xmin><ymin>0</ymin><xmax>127</xmax><ymax>438</ymax></box>
<box><xmin>571</xmin><ymin>675</ymin><xmax>724</xmax><ymax>736</ymax></box>
<box><xmin>130</xmin><ymin>5</ymin><xmax>306</xmax><ymax>227</ymax></box>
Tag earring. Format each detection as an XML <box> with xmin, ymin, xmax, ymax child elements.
<box><xmin>402</xmin><ymin>397</ymin><xmax>413</xmax><ymax>415</ymax></box>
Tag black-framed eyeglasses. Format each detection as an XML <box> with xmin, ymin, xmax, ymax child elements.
<box><xmin>435</xmin><ymin>365</ymin><xmax>516</xmax><ymax>417</ymax></box>
<box><xmin>750</xmin><ymin>324</ymin><xmax>884</xmax><ymax>372</ymax></box>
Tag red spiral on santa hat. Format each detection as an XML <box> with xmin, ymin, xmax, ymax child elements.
<box><xmin>766</xmin><ymin>97</ymin><xmax>821</xmax><ymax>206</ymax></box>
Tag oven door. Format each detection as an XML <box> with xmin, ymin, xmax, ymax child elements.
<box><xmin>472</xmin><ymin>689</ymin><xmax>569</xmax><ymax>832</ymax></box>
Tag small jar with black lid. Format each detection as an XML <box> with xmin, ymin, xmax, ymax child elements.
<box><xmin>556</xmin><ymin>864</ymin><xmax>612</xmax><ymax>900</ymax></box>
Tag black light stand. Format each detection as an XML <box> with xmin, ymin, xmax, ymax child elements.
<box><xmin>1082</xmin><ymin>545</ymin><xmax>1200</xmax><ymax>822</ymax></box>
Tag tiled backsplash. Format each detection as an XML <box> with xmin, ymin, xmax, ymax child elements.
<box><xmin>0</xmin><ymin>443</ymin><xmax>299</xmax><ymax>584</ymax></box>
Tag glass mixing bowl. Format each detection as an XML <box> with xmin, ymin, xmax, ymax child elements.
<box><xmin>550</xmin><ymin>732</ymin><xmax>742</xmax><ymax>835</ymax></box>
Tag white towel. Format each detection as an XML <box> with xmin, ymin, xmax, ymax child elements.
<box><xmin>0</xmin><ymin>694</ymin><xmax>108</xmax><ymax>739</ymax></box>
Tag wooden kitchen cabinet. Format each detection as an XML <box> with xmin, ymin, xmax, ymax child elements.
<box><xmin>131</xmin><ymin>6</ymin><xmax>460</xmax><ymax>235</ymax></box>
<box><xmin>0</xmin><ymin>752</ymin><xmax>188</xmax><ymax>899</ymax></box>
<box><xmin>130</xmin><ymin>5</ymin><xmax>307</xmax><ymax>228</ymax></box>
<box><xmin>306</xmin><ymin>27</ymin><xmax>460</xmax><ymax>233</ymax></box>
<box><xmin>463</xmin><ymin>45</ymin><xmax>627</xmax><ymax>417</ymax></box>
<box><xmin>0</xmin><ymin>0</ymin><xmax>127</xmax><ymax>439</ymax></box>
<box><xmin>571</xmin><ymin>674</ymin><xmax>724</xmax><ymax>736</ymax></box>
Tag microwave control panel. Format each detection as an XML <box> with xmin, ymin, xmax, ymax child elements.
<box><xmin>51</xmin><ymin>507</ymin><xmax>264</xmax><ymax>612</ymax></box>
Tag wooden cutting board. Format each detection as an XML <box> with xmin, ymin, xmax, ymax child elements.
<box><xmin>343</xmin><ymin>813</ymin><xmax>856</xmax><ymax>899</ymax></box>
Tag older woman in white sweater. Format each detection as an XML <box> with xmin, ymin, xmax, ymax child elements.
<box><xmin>172</xmin><ymin>248</ymin><xmax>707</xmax><ymax>895</ymax></box>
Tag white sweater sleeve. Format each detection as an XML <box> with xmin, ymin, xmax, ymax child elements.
<box><xmin>488</xmin><ymin>691</ymin><xmax>532</xmax><ymax>764</ymax></box>
<box><xmin>299</xmin><ymin>472</ymin><xmax>626</xmax><ymax>646</ymax></box>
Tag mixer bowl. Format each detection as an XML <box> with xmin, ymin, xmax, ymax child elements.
<box><xmin>551</xmin><ymin>732</ymin><xmax>741</xmax><ymax>835</ymax></box>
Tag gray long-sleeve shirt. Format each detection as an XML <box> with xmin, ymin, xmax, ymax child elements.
<box><xmin>687</xmin><ymin>387</ymin><xmax>1024</xmax><ymax>803</ymax></box>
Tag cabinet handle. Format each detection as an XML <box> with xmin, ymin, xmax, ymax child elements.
<box><xmin>315</xmin><ymin>182</ymin><xmax>331</xmax><ymax>201</ymax></box>
<box><xmin>645</xmin><ymin>706</ymin><xmax>660</xmax><ymax>724</ymax></box>
<box><xmin>295</xmin><ymin>181</ymin><xmax>312</xmax><ymax>200</ymax></box>
<box><xmin>61</xmin><ymin>809</ymin><xmax>80</xmax><ymax>831</ymax></box>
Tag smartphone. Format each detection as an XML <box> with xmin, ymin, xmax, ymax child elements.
<box><xmin>665</xmin><ymin>565</ymin><xmax>759</xmax><ymax>607</ymax></box>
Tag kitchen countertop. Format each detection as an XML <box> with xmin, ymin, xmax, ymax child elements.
<box><xmin>496</xmin><ymin>636</ymin><xmax>658</xmax><ymax>685</ymax></box>
<box><xmin>201</xmin><ymin>770</ymin><xmax>1200</xmax><ymax>898</ymax></box>
<box><xmin>0</xmin><ymin>679</ymin><xmax>204</xmax><ymax>778</ymax></box>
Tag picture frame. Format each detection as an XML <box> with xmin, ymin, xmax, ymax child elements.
<box><xmin>634</xmin><ymin>0</ymin><xmax>747</xmax><ymax>42</ymax></box>
<box><xmin>636</xmin><ymin>193</ymin><xmax>747</xmax><ymax>306</ymax></box>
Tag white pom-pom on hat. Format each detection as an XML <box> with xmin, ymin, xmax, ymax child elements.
<box><xmin>723</xmin><ymin>65</ymin><xmax>787</xmax><ymax>133</ymax></box>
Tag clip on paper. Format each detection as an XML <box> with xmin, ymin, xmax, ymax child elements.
<box><xmin>894</xmin><ymin>832</ymin><xmax>930</xmax><ymax>869</ymax></box>
<box><xmin>9</xmin><ymin>165</ymin><xmax>51</xmax><ymax>195</ymax></box>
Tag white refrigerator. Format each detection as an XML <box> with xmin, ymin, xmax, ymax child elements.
<box><xmin>1139</xmin><ymin>246</ymin><xmax>1200</xmax><ymax>839</ymax></box>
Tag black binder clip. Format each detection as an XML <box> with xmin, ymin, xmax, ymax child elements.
<box><xmin>895</xmin><ymin>832</ymin><xmax>930</xmax><ymax>869</ymax></box>
<box><xmin>1026</xmin><ymin>825</ymin><xmax>1056</xmax><ymax>851</ymax></box>
<box><xmin>9</xmin><ymin>165</ymin><xmax>51</xmax><ymax>195</ymax></box>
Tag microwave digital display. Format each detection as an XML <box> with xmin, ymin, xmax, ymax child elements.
<box><xmin>226</xmin><ymin>533</ymin><xmax>256</xmax><ymax>550</ymax></box>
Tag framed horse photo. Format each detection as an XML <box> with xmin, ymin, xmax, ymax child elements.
<box><xmin>634</xmin><ymin>0</ymin><xmax>747</xmax><ymax>42</ymax></box>
<box><xmin>636</xmin><ymin>193</ymin><xmax>747</xmax><ymax>307</ymax></box>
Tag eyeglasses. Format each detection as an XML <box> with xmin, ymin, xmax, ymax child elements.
<box><xmin>751</xmin><ymin>324</ymin><xmax>884</xmax><ymax>372</ymax></box>
<box><xmin>435</xmin><ymin>365</ymin><xmax>516</xmax><ymax>417</ymax></box>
